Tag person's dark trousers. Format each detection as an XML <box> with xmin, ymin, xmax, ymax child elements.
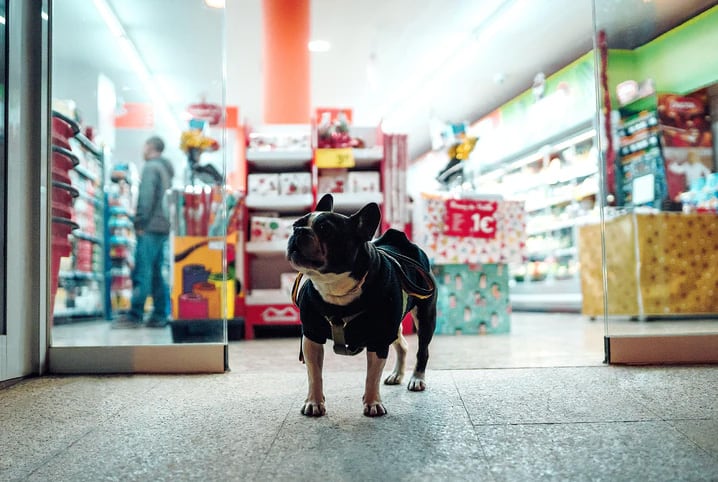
<box><xmin>129</xmin><ymin>232</ymin><xmax>171</xmax><ymax>321</ymax></box>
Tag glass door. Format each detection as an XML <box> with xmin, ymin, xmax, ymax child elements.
<box><xmin>591</xmin><ymin>0</ymin><xmax>718</xmax><ymax>363</ymax></box>
<box><xmin>48</xmin><ymin>0</ymin><xmax>232</xmax><ymax>373</ymax></box>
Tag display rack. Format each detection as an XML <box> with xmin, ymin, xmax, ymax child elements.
<box><xmin>475</xmin><ymin>129</ymin><xmax>598</xmax><ymax>311</ymax></box>
<box><xmin>107</xmin><ymin>163</ymin><xmax>137</xmax><ymax>313</ymax></box>
<box><xmin>240</xmin><ymin>123</ymin><xmax>387</xmax><ymax>339</ymax></box>
<box><xmin>615</xmin><ymin>95</ymin><xmax>668</xmax><ymax>208</ymax></box>
<box><xmin>51</xmin><ymin>111</ymin><xmax>108</xmax><ymax>321</ymax></box>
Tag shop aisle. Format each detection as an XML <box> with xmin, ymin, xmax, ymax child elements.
<box><xmin>2</xmin><ymin>351</ymin><xmax>717</xmax><ymax>480</ymax></box>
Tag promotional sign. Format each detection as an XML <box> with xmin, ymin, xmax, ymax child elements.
<box><xmin>315</xmin><ymin>147</ymin><xmax>355</xmax><ymax>168</ymax></box>
<box><xmin>443</xmin><ymin>199</ymin><xmax>498</xmax><ymax>239</ymax></box>
<box><xmin>114</xmin><ymin>102</ymin><xmax>154</xmax><ymax>129</ymax></box>
<box><xmin>187</xmin><ymin>102</ymin><xmax>223</xmax><ymax>125</ymax></box>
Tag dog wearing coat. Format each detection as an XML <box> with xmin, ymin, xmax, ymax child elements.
<box><xmin>286</xmin><ymin>194</ymin><xmax>437</xmax><ymax>417</ymax></box>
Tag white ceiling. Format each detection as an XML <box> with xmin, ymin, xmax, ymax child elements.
<box><xmin>51</xmin><ymin>0</ymin><xmax>718</xmax><ymax>165</ymax></box>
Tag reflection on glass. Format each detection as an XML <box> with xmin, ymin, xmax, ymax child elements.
<box><xmin>589</xmin><ymin>1</ymin><xmax>718</xmax><ymax>341</ymax></box>
<box><xmin>50</xmin><ymin>0</ymin><xmax>227</xmax><ymax>346</ymax></box>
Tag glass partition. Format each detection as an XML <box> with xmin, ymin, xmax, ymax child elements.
<box><xmin>0</xmin><ymin>0</ymin><xmax>6</xmax><ymax>336</ymax></box>
<box><xmin>49</xmin><ymin>0</ymin><xmax>231</xmax><ymax>351</ymax></box>
<box><xmin>591</xmin><ymin>0</ymin><xmax>718</xmax><ymax>363</ymax></box>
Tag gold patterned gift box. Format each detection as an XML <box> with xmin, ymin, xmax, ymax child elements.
<box><xmin>579</xmin><ymin>212</ymin><xmax>718</xmax><ymax>317</ymax></box>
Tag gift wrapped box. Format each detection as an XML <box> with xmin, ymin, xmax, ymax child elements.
<box><xmin>248</xmin><ymin>173</ymin><xmax>279</xmax><ymax>196</ymax></box>
<box><xmin>348</xmin><ymin>171</ymin><xmax>381</xmax><ymax>193</ymax></box>
<box><xmin>433</xmin><ymin>264</ymin><xmax>511</xmax><ymax>335</ymax></box>
<box><xmin>318</xmin><ymin>169</ymin><xmax>348</xmax><ymax>194</ymax></box>
<box><xmin>250</xmin><ymin>216</ymin><xmax>294</xmax><ymax>242</ymax></box>
<box><xmin>279</xmin><ymin>172</ymin><xmax>312</xmax><ymax>196</ymax></box>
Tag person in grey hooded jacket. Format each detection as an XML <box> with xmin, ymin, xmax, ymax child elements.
<box><xmin>113</xmin><ymin>136</ymin><xmax>174</xmax><ymax>328</ymax></box>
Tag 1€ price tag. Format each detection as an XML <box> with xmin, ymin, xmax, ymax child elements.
<box><xmin>443</xmin><ymin>199</ymin><xmax>498</xmax><ymax>239</ymax></box>
<box><xmin>315</xmin><ymin>148</ymin><xmax>355</xmax><ymax>168</ymax></box>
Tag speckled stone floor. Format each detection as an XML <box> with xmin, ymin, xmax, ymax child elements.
<box><xmin>2</xmin><ymin>323</ymin><xmax>718</xmax><ymax>481</ymax></box>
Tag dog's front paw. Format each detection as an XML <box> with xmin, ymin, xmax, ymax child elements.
<box><xmin>408</xmin><ymin>372</ymin><xmax>427</xmax><ymax>392</ymax></box>
<box><xmin>301</xmin><ymin>399</ymin><xmax>326</xmax><ymax>417</ymax></box>
<box><xmin>362</xmin><ymin>396</ymin><xmax>387</xmax><ymax>417</ymax></box>
<box><xmin>384</xmin><ymin>371</ymin><xmax>403</xmax><ymax>385</ymax></box>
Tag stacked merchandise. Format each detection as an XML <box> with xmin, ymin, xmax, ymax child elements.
<box><xmin>615</xmin><ymin>90</ymin><xmax>714</xmax><ymax>209</ymax></box>
<box><xmin>615</xmin><ymin>96</ymin><xmax>667</xmax><ymax>208</ymax></box>
<box><xmin>50</xmin><ymin>114</ymin><xmax>80</xmax><ymax>320</ymax></box>
<box><xmin>658</xmin><ymin>90</ymin><xmax>715</xmax><ymax>210</ymax></box>
<box><xmin>107</xmin><ymin>163</ymin><xmax>136</xmax><ymax>313</ymax></box>
<box><xmin>51</xmin><ymin>110</ymin><xmax>106</xmax><ymax>321</ymax></box>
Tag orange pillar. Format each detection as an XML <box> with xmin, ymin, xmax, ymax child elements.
<box><xmin>262</xmin><ymin>0</ymin><xmax>311</xmax><ymax>124</ymax></box>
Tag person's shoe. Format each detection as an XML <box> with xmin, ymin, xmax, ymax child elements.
<box><xmin>146</xmin><ymin>316</ymin><xmax>171</xmax><ymax>328</ymax></box>
<box><xmin>111</xmin><ymin>315</ymin><xmax>143</xmax><ymax>329</ymax></box>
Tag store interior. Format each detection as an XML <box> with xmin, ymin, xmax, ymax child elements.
<box><xmin>48</xmin><ymin>0</ymin><xmax>718</xmax><ymax>365</ymax></box>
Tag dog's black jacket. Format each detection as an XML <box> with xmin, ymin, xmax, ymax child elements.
<box><xmin>297</xmin><ymin>229</ymin><xmax>431</xmax><ymax>359</ymax></box>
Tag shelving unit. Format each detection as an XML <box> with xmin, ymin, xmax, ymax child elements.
<box><xmin>476</xmin><ymin>129</ymin><xmax>598</xmax><ymax>311</ymax></box>
<box><xmin>241</xmin><ymin>125</ymin><xmax>313</xmax><ymax>338</ymax></box>
<box><xmin>52</xmin><ymin>111</ymin><xmax>108</xmax><ymax>322</ymax></box>
<box><xmin>615</xmin><ymin>95</ymin><xmax>668</xmax><ymax>208</ymax></box>
<box><xmin>240</xmin><ymin>124</ymin><xmax>387</xmax><ymax>338</ymax></box>
<box><xmin>107</xmin><ymin>163</ymin><xmax>137</xmax><ymax>314</ymax></box>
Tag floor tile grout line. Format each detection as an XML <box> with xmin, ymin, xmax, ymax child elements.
<box><xmin>251</xmin><ymin>390</ymin><xmax>302</xmax><ymax>480</ymax></box>
<box><xmin>451</xmin><ymin>371</ymin><xmax>498</xmax><ymax>482</ymax></box>
<box><xmin>663</xmin><ymin>419</ymin><xmax>718</xmax><ymax>462</ymax></box>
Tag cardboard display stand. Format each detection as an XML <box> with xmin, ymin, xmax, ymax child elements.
<box><xmin>415</xmin><ymin>192</ymin><xmax>526</xmax><ymax>334</ymax></box>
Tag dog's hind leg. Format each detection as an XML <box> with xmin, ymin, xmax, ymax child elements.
<box><xmin>408</xmin><ymin>297</ymin><xmax>436</xmax><ymax>392</ymax></box>
<box><xmin>384</xmin><ymin>324</ymin><xmax>408</xmax><ymax>385</ymax></box>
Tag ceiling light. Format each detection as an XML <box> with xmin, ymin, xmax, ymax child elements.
<box><xmin>205</xmin><ymin>0</ymin><xmax>225</xmax><ymax>8</ymax></box>
<box><xmin>308</xmin><ymin>40</ymin><xmax>331</xmax><ymax>53</ymax></box>
<box><xmin>91</xmin><ymin>0</ymin><xmax>180</xmax><ymax>138</ymax></box>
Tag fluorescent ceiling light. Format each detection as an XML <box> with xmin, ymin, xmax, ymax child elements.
<box><xmin>308</xmin><ymin>40</ymin><xmax>331</xmax><ymax>52</ymax></box>
<box><xmin>41</xmin><ymin>11</ymin><xmax>49</xmax><ymax>21</ymax></box>
<box><xmin>205</xmin><ymin>0</ymin><xmax>225</xmax><ymax>8</ymax></box>
<box><xmin>91</xmin><ymin>0</ymin><xmax>181</xmax><ymax>138</ymax></box>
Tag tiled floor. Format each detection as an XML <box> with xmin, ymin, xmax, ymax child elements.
<box><xmin>3</xmin><ymin>312</ymin><xmax>718</xmax><ymax>480</ymax></box>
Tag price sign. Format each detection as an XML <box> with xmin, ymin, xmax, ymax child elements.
<box><xmin>315</xmin><ymin>148</ymin><xmax>355</xmax><ymax>168</ymax></box>
<box><xmin>443</xmin><ymin>199</ymin><xmax>498</xmax><ymax>239</ymax></box>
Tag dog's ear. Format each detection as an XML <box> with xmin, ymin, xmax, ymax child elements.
<box><xmin>350</xmin><ymin>202</ymin><xmax>381</xmax><ymax>241</ymax></box>
<box><xmin>315</xmin><ymin>194</ymin><xmax>334</xmax><ymax>212</ymax></box>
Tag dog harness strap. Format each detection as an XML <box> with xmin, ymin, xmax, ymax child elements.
<box><xmin>327</xmin><ymin>313</ymin><xmax>364</xmax><ymax>356</ymax></box>
<box><xmin>376</xmin><ymin>248</ymin><xmax>435</xmax><ymax>300</ymax></box>
<box><xmin>291</xmin><ymin>273</ymin><xmax>304</xmax><ymax>306</ymax></box>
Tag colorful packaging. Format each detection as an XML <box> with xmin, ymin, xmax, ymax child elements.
<box><xmin>247</xmin><ymin>173</ymin><xmax>279</xmax><ymax>196</ymax></box>
<box><xmin>279</xmin><ymin>172</ymin><xmax>312</xmax><ymax>195</ymax></box>
<box><xmin>433</xmin><ymin>263</ymin><xmax>511</xmax><ymax>335</ymax></box>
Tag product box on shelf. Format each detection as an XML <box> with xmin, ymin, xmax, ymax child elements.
<box><xmin>247</xmin><ymin>173</ymin><xmax>279</xmax><ymax>196</ymax></box>
<box><xmin>433</xmin><ymin>264</ymin><xmax>510</xmax><ymax>335</ymax></box>
<box><xmin>279</xmin><ymin>172</ymin><xmax>312</xmax><ymax>195</ymax></box>
<box><xmin>249</xmin><ymin>216</ymin><xmax>294</xmax><ymax>242</ymax></box>
<box><xmin>347</xmin><ymin>171</ymin><xmax>381</xmax><ymax>193</ymax></box>
<box><xmin>318</xmin><ymin>169</ymin><xmax>348</xmax><ymax>194</ymax></box>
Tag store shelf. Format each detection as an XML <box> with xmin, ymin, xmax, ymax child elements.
<box><xmin>74</xmin><ymin>231</ymin><xmax>102</xmax><ymax>245</ymax></box>
<box><xmin>526</xmin><ymin>214</ymin><xmax>597</xmax><ymax>235</ymax></box>
<box><xmin>74</xmin><ymin>164</ymin><xmax>99</xmax><ymax>183</ymax></box>
<box><xmin>59</xmin><ymin>271</ymin><xmax>103</xmax><ymax>281</ymax></box>
<box><xmin>246</xmin><ymin>240</ymin><xmax>288</xmax><ymax>255</ymax></box>
<box><xmin>245</xmin><ymin>194</ymin><xmax>314</xmax><ymax>212</ymax></box>
<box><xmin>246</xmin><ymin>289</ymin><xmax>292</xmax><ymax>305</ymax></box>
<box><xmin>527</xmin><ymin>246</ymin><xmax>578</xmax><ymax>258</ymax></box>
<box><xmin>510</xmin><ymin>277</ymin><xmax>582</xmax><ymax>312</ymax></box>
<box><xmin>327</xmin><ymin>192</ymin><xmax>384</xmax><ymax>212</ymax></box>
<box><xmin>352</xmin><ymin>147</ymin><xmax>384</xmax><ymax>165</ymax></box>
<box><xmin>246</xmin><ymin>148</ymin><xmax>313</xmax><ymax>167</ymax></box>
<box><xmin>524</xmin><ymin>185</ymin><xmax>598</xmax><ymax>213</ymax></box>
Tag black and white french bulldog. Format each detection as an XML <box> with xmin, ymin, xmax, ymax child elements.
<box><xmin>287</xmin><ymin>194</ymin><xmax>437</xmax><ymax>417</ymax></box>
